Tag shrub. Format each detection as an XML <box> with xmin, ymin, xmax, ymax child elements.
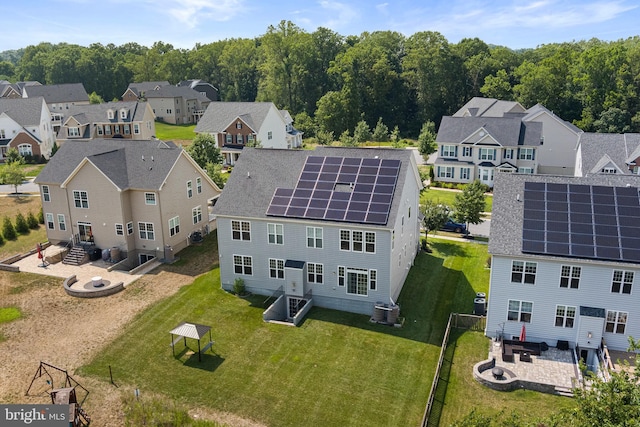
<box><xmin>14</xmin><ymin>213</ymin><xmax>29</xmax><ymax>234</ymax></box>
<box><xmin>233</xmin><ymin>278</ymin><xmax>246</xmax><ymax>296</ymax></box>
<box><xmin>2</xmin><ymin>216</ymin><xmax>16</xmax><ymax>240</ymax></box>
<box><xmin>27</xmin><ymin>211</ymin><xmax>39</xmax><ymax>229</ymax></box>
<box><xmin>37</xmin><ymin>209</ymin><xmax>44</xmax><ymax>224</ymax></box>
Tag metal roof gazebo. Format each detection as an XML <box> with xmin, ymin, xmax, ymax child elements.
<box><xmin>169</xmin><ymin>322</ymin><xmax>214</xmax><ymax>362</ymax></box>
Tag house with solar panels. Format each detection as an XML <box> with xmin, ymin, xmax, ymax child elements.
<box><xmin>486</xmin><ymin>172</ymin><xmax>640</xmax><ymax>370</ymax></box>
<box><xmin>213</xmin><ymin>146</ymin><xmax>422</xmax><ymax>318</ymax></box>
<box><xmin>434</xmin><ymin>97</ymin><xmax>582</xmax><ymax>187</ymax></box>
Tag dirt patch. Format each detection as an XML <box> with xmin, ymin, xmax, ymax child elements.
<box><xmin>0</xmin><ymin>243</ymin><xmax>264</xmax><ymax>427</ymax></box>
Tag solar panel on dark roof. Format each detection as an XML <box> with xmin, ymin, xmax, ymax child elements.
<box><xmin>265</xmin><ymin>155</ymin><xmax>400</xmax><ymax>225</ymax></box>
<box><xmin>521</xmin><ymin>181</ymin><xmax>640</xmax><ymax>263</ymax></box>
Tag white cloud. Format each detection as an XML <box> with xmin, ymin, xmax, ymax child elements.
<box><xmin>376</xmin><ymin>2</ymin><xmax>389</xmax><ymax>14</ymax></box>
<box><xmin>151</xmin><ymin>0</ymin><xmax>246</xmax><ymax>27</ymax></box>
<box><xmin>318</xmin><ymin>1</ymin><xmax>359</xmax><ymax>29</ymax></box>
<box><xmin>431</xmin><ymin>0</ymin><xmax>637</xmax><ymax>34</ymax></box>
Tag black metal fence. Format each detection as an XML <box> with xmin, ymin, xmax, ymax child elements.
<box><xmin>421</xmin><ymin>313</ymin><xmax>486</xmax><ymax>427</ymax></box>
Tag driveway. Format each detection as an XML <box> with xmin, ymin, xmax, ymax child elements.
<box><xmin>469</xmin><ymin>218</ymin><xmax>491</xmax><ymax>238</ymax></box>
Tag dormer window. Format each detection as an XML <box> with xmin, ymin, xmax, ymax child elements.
<box><xmin>120</xmin><ymin>109</ymin><xmax>128</xmax><ymax>119</ymax></box>
<box><xmin>107</xmin><ymin>109</ymin><xmax>115</xmax><ymax>120</ymax></box>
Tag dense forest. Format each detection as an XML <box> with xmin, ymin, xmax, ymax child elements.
<box><xmin>2</xmin><ymin>20</ymin><xmax>640</xmax><ymax>137</ymax></box>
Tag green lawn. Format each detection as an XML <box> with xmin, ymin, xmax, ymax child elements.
<box><xmin>439</xmin><ymin>331</ymin><xmax>575</xmax><ymax>426</ymax></box>
<box><xmin>155</xmin><ymin>122</ymin><xmax>197</xmax><ymax>141</ymax></box>
<box><xmin>80</xmin><ymin>237</ymin><xmax>491</xmax><ymax>426</ymax></box>
<box><xmin>0</xmin><ymin>306</ymin><xmax>23</xmax><ymax>342</ymax></box>
<box><xmin>421</xmin><ymin>188</ymin><xmax>493</xmax><ymax>213</ymax></box>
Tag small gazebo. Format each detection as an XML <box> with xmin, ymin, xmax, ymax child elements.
<box><xmin>169</xmin><ymin>322</ymin><xmax>214</xmax><ymax>362</ymax></box>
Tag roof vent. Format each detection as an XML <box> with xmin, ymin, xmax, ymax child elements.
<box><xmin>247</xmin><ymin>171</ymin><xmax>250</xmax><ymax>178</ymax></box>
<box><xmin>142</xmin><ymin>155</ymin><xmax>145</xmax><ymax>161</ymax></box>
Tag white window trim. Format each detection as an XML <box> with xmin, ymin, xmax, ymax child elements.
<box><xmin>115</xmin><ymin>223</ymin><xmax>124</xmax><ymax>235</ymax></box>
<box><xmin>169</xmin><ymin>216</ymin><xmax>180</xmax><ymax>237</ymax></box>
<box><xmin>145</xmin><ymin>192</ymin><xmax>156</xmax><ymax>205</ymax></box>
<box><xmin>231</xmin><ymin>220</ymin><xmax>251</xmax><ymax>241</ymax></box>
<box><xmin>555</xmin><ymin>305</ymin><xmax>576</xmax><ymax>328</ymax></box>
<box><xmin>45</xmin><ymin>213</ymin><xmax>55</xmax><ymax>230</ymax></box>
<box><xmin>73</xmin><ymin>190</ymin><xmax>89</xmax><ymax>209</ymax></box>
<box><xmin>127</xmin><ymin>222</ymin><xmax>133</xmax><ymax>235</ymax></box>
<box><xmin>42</xmin><ymin>185</ymin><xmax>50</xmax><ymax>202</ymax></box>
<box><xmin>192</xmin><ymin>206</ymin><xmax>202</xmax><ymax>224</ymax></box>
<box><xmin>507</xmin><ymin>300</ymin><xmax>533</xmax><ymax>323</ymax></box>
<box><xmin>307</xmin><ymin>262</ymin><xmax>323</xmax><ymax>284</ymax></box>
<box><xmin>57</xmin><ymin>214</ymin><xmax>66</xmax><ymax>231</ymax></box>
<box><xmin>268</xmin><ymin>223</ymin><xmax>284</xmax><ymax>245</ymax></box>
<box><xmin>138</xmin><ymin>222</ymin><xmax>155</xmax><ymax>240</ymax></box>
<box><xmin>233</xmin><ymin>254</ymin><xmax>253</xmax><ymax>275</ymax></box>
<box><xmin>269</xmin><ymin>258</ymin><xmax>285</xmax><ymax>279</ymax></box>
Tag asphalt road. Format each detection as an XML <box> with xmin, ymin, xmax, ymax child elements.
<box><xmin>469</xmin><ymin>218</ymin><xmax>491</xmax><ymax>238</ymax></box>
<box><xmin>0</xmin><ymin>178</ymin><xmax>39</xmax><ymax>194</ymax></box>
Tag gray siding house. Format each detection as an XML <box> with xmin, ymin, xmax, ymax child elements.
<box><xmin>486</xmin><ymin>172</ymin><xmax>640</xmax><ymax>370</ymax></box>
<box><xmin>214</xmin><ymin>147</ymin><xmax>422</xmax><ymax>317</ymax></box>
<box><xmin>35</xmin><ymin>139</ymin><xmax>221</xmax><ymax>266</ymax></box>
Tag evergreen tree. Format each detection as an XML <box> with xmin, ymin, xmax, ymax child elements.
<box><xmin>2</xmin><ymin>216</ymin><xmax>17</xmax><ymax>240</ymax></box>
<box><xmin>27</xmin><ymin>211</ymin><xmax>39</xmax><ymax>229</ymax></box>
<box><xmin>14</xmin><ymin>213</ymin><xmax>29</xmax><ymax>234</ymax></box>
<box><xmin>353</xmin><ymin>120</ymin><xmax>372</xmax><ymax>143</ymax></box>
<box><xmin>372</xmin><ymin>117</ymin><xmax>389</xmax><ymax>142</ymax></box>
<box><xmin>339</xmin><ymin>130</ymin><xmax>358</xmax><ymax>147</ymax></box>
<box><xmin>37</xmin><ymin>208</ymin><xmax>44</xmax><ymax>224</ymax></box>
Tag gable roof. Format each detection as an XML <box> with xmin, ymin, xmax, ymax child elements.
<box><xmin>35</xmin><ymin>139</ymin><xmax>183</xmax><ymax>191</ymax></box>
<box><xmin>578</xmin><ymin>133</ymin><xmax>640</xmax><ymax>175</ymax></box>
<box><xmin>523</xmin><ymin>103</ymin><xmax>583</xmax><ymax>134</ymax></box>
<box><xmin>125</xmin><ymin>81</ymin><xmax>171</xmax><ymax>97</ymax></box>
<box><xmin>195</xmin><ymin>102</ymin><xmax>277</xmax><ymax>134</ymax></box>
<box><xmin>0</xmin><ymin>97</ymin><xmax>46</xmax><ymax>126</ymax></box>
<box><xmin>437</xmin><ymin>116</ymin><xmax>542</xmax><ymax>147</ymax></box>
<box><xmin>489</xmin><ymin>172</ymin><xmax>640</xmax><ymax>266</ymax></box>
<box><xmin>453</xmin><ymin>97</ymin><xmax>525</xmax><ymax>117</ymax></box>
<box><xmin>23</xmin><ymin>83</ymin><xmax>89</xmax><ymax>104</ymax></box>
<box><xmin>64</xmin><ymin>101</ymin><xmax>152</xmax><ymax>125</ymax></box>
<box><xmin>213</xmin><ymin>146</ymin><xmax>416</xmax><ymax>229</ymax></box>
<box><xmin>144</xmin><ymin>85</ymin><xmax>209</xmax><ymax>102</ymax></box>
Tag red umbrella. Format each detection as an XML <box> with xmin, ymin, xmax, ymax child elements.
<box><xmin>519</xmin><ymin>323</ymin><xmax>526</xmax><ymax>342</ymax></box>
<box><xmin>36</xmin><ymin>244</ymin><xmax>42</xmax><ymax>259</ymax></box>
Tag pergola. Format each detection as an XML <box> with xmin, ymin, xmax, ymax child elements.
<box><xmin>169</xmin><ymin>322</ymin><xmax>214</xmax><ymax>362</ymax></box>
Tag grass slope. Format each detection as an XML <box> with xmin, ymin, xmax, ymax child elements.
<box><xmin>155</xmin><ymin>122</ymin><xmax>196</xmax><ymax>141</ymax></box>
<box><xmin>421</xmin><ymin>188</ymin><xmax>493</xmax><ymax>213</ymax></box>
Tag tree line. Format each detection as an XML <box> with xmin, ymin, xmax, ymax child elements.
<box><xmin>2</xmin><ymin>21</ymin><xmax>640</xmax><ymax>137</ymax></box>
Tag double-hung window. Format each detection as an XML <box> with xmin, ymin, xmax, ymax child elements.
<box><xmin>192</xmin><ymin>206</ymin><xmax>202</xmax><ymax>224</ymax></box>
<box><xmin>612</xmin><ymin>270</ymin><xmax>633</xmax><ymax>294</ymax></box>
<box><xmin>187</xmin><ymin>181</ymin><xmax>193</xmax><ymax>198</ymax></box>
<box><xmin>507</xmin><ymin>300</ymin><xmax>532</xmax><ymax>322</ymax></box>
<box><xmin>127</xmin><ymin>222</ymin><xmax>133</xmax><ymax>235</ymax></box>
<box><xmin>268</xmin><ymin>223</ymin><xmax>284</xmax><ymax>245</ymax></box>
<box><xmin>57</xmin><ymin>214</ymin><xmax>66</xmax><ymax>231</ymax></box>
<box><xmin>441</xmin><ymin>145</ymin><xmax>457</xmax><ymax>157</ymax></box>
<box><xmin>306</xmin><ymin>227</ymin><xmax>322</xmax><ymax>248</ymax></box>
<box><xmin>340</xmin><ymin>230</ymin><xmax>351</xmax><ymax>250</ymax></box>
<box><xmin>437</xmin><ymin>166</ymin><xmax>454</xmax><ymax>178</ymax></box>
<box><xmin>169</xmin><ymin>216</ymin><xmax>180</xmax><ymax>236</ymax></box>
<box><xmin>518</xmin><ymin>148</ymin><xmax>535</xmax><ymax>160</ymax></box>
<box><xmin>115</xmin><ymin>223</ymin><xmax>124</xmax><ymax>236</ymax></box>
<box><xmin>605</xmin><ymin>310</ymin><xmax>627</xmax><ymax>334</ymax></box>
<box><xmin>511</xmin><ymin>261</ymin><xmax>536</xmax><ymax>284</ymax></box>
<box><xmin>145</xmin><ymin>192</ymin><xmax>156</xmax><ymax>205</ymax></box>
<box><xmin>42</xmin><ymin>185</ymin><xmax>50</xmax><ymax>202</ymax></box>
<box><xmin>555</xmin><ymin>305</ymin><xmax>576</xmax><ymax>327</ymax></box>
<box><xmin>560</xmin><ymin>266</ymin><xmax>581</xmax><ymax>289</ymax></box>
<box><xmin>365</xmin><ymin>232</ymin><xmax>375</xmax><ymax>253</ymax></box>
<box><xmin>139</xmin><ymin>222</ymin><xmax>155</xmax><ymax>240</ymax></box>
<box><xmin>269</xmin><ymin>258</ymin><xmax>284</xmax><ymax>279</ymax></box>
<box><xmin>479</xmin><ymin>148</ymin><xmax>496</xmax><ymax>161</ymax></box>
<box><xmin>308</xmin><ymin>263</ymin><xmax>323</xmax><ymax>284</ymax></box>
<box><xmin>45</xmin><ymin>213</ymin><xmax>54</xmax><ymax>230</ymax></box>
<box><xmin>73</xmin><ymin>190</ymin><xmax>89</xmax><ymax>208</ymax></box>
<box><xmin>196</xmin><ymin>177</ymin><xmax>202</xmax><ymax>194</ymax></box>
<box><xmin>233</xmin><ymin>255</ymin><xmax>252</xmax><ymax>275</ymax></box>
<box><xmin>231</xmin><ymin>220</ymin><xmax>250</xmax><ymax>241</ymax></box>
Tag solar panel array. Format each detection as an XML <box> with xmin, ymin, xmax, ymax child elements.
<box><xmin>265</xmin><ymin>155</ymin><xmax>401</xmax><ymax>225</ymax></box>
<box><xmin>522</xmin><ymin>181</ymin><xmax>640</xmax><ymax>263</ymax></box>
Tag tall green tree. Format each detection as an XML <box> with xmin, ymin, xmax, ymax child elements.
<box><xmin>219</xmin><ymin>38</ymin><xmax>259</xmax><ymax>101</ymax></box>
<box><xmin>421</xmin><ymin>200</ymin><xmax>449</xmax><ymax>244</ymax></box>
<box><xmin>418</xmin><ymin>121</ymin><xmax>437</xmax><ymax>157</ymax></box>
<box><xmin>0</xmin><ymin>163</ymin><xmax>26</xmax><ymax>194</ymax></box>
<box><xmin>452</xmin><ymin>180</ymin><xmax>486</xmax><ymax>233</ymax></box>
<box><xmin>186</xmin><ymin>134</ymin><xmax>221</xmax><ymax>169</ymax></box>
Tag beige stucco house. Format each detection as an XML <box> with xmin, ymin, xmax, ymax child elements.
<box><xmin>34</xmin><ymin>139</ymin><xmax>221</xmax><ymax>267</ymax></box>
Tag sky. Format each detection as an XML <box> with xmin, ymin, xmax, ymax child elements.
<box><xmin>2</xmin><ymin>0</ymin><xmax>639</xmax><ymax>52</ymax></box>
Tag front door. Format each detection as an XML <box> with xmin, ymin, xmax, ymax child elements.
<box><xmin>78</xmin><ymin>222</ymin><xmax>93</xmax><ymax>243</ymax></box>
<box><xmin>479</xmin><ymin>167</ymin><xmax>494</xmax><ymax>187</ymax></box>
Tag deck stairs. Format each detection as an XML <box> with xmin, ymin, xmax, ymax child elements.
<box><xmin>62</xmin><ymin>246</ymin><xmax>89</xmax><ymax>266</ymax></box>
<box><xmin>554</xmin><ymin>386</ymin><xmax>574</xmax><ymax>397</ymax></box>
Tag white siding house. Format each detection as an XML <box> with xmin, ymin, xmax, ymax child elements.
<box><xmin>486</xmin><ymin>172</ymin><xmax>640</xmax><ymax>370</ymax></box>
<box><xmin>214</xmin><ymin>147</ymin><xmax>422</xmax><ymax>317</ymax></box>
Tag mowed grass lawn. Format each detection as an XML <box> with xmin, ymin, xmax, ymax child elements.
<box><xmin>154</xmin><ymin>121</ymin><xmax>196</xmax><ymax>142</ymax></box>
<box><xmin>0</xmin><ymin>195</ymin><xmax>46</xmax><ymax>260</ymax></box>
<box><xmin>421</xmin><ymin>188</ymin><xmax>493</xmax><ymax>213</ymax></box>
<box><xmin>439</xmin><ymin>330</ymin><xmax>575</xmax><ymax>425</ymax></box>
<box><xmin>80</xmin><ymin>238</ymin><xmax>490</xmax><ymax>426</ymax></box>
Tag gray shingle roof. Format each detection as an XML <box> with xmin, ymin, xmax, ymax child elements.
<box><xmin>213</xmin><ymin>146</ymin><xmax>415</xmax><ymax>229</ymax></box>
<box><xmin>0</xmin><ymin>97</ymin><xmax>46</xmax><ymax>126</ymax></box>
<box><xmin>24</xmin><ymin>83</ymin><xmax>89</xmax><ymax>103</ymax></box>
<box><xmin>64</xmin><ymin>101</ymin><xmax>151</xmax><ymax>124</ymax></box>
<box><xmin>144</xmin><ymin>85</ymin><xmax>209</xmax><ymax>102</ymax></box>
<box><xmin>489</xmin><ymin>172</ymin><xmax>640</xmax><ymax>266</ymax></box>
<box><xmin>578</xmin><ymin>133</ymin><xmax>640</xmax><ymax>175</ymax></box>
<box><xmin>524</xmin><ymin>103</ymin><xmax>583</xmax><ymax>134</ymax></box>
<box><xmin>35</xmin><ymin>139</ymin><xmax>181</xmax><ymax>191</ymax></box>
<box><xmin>453</xmin><ymin>97</ymin><xmax>525</xmax><ymax>117</ymax></box>
<box><xmin>436</xmin><ymin>116</ymin><xmax>542</xmax><ymax>147</ymax></box>
<box><xmin>195</xmin><ymin>102</ymin><xmax>275</xmax><ymax>133</ymax></box>
<box><xmin>126</xmin><ymin>81</ymin><xmax>171</xmax><ymax>97</ymax></box>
